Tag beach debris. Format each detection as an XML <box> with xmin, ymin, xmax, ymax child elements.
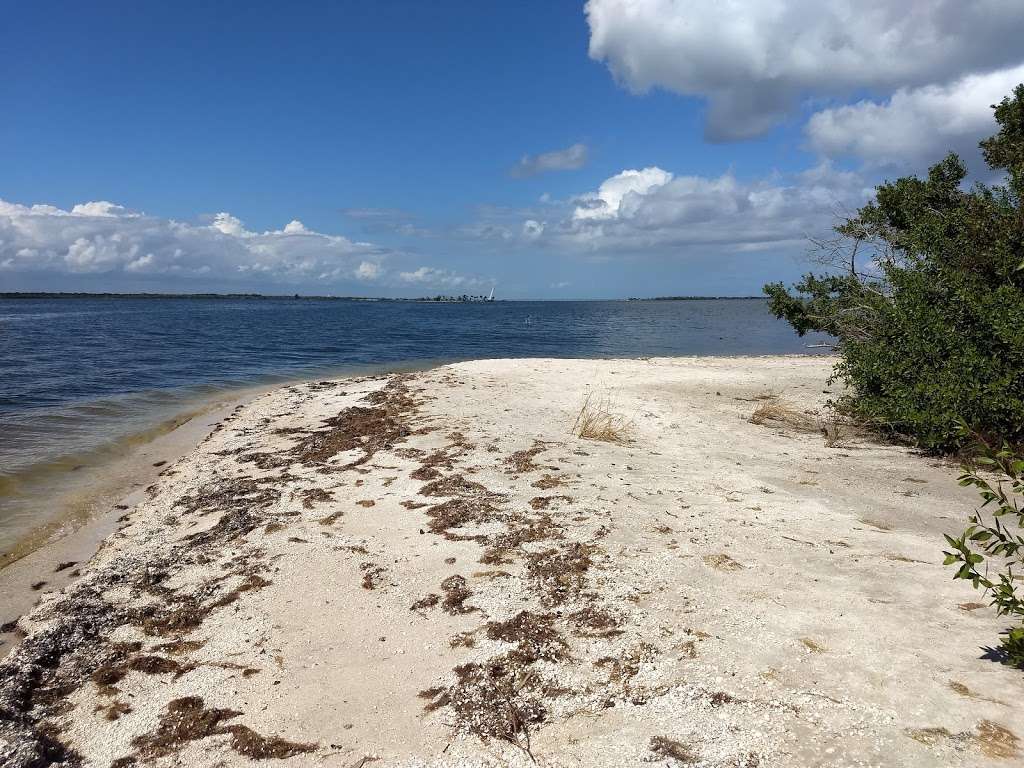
<box><xmin>299</xmin><ymin>487</ymin><xmax>333</xmax><ymax>508</ymax></box>
<box><xmin>799</xmin><ymin>637</ymin><xmax>828</xmax><ymax>653</ymax></box>
<box><xmin>506</xmin><ymin>442</ymin><xmax>548</xmax><ymax>474</ymax></box>
<box><xmin>572</xmin><ymin>394</ymin><xmax>634</xmax><ymax>444</ymax></box>
<box><xmin>648</xmin><ymin>735</ymin><xmax>698</xmax><ymax>764</ymax></box>
<box><xmin>440</xmin><ymin>575</ymin><xmax>475</xmax><ymax>614</ymax></box>
<box><xmin>528</xmin><ymin>495</ymin><xmax>572</xmax><ymax>510</ymax></box>
<box><xmin>524</xmin><ymin>543</ymin><xmax>594</xmax><ymax>606</ymax></box>
<box><xmin>128</xmin><ymin>696</ymin><xmax>315</xmax><ymax>761</ymax></box>
<box><xmin>360</xmin><ymin>563</ymin><xmax>387</xmax><ymax>590</ymax></box>
<box><xmin>702</xmin><ymin>553</ymin><xmax>744</xmax><ymax>571</ymax></box>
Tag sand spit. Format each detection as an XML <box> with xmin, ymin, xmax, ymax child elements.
<box><xmin>1</xmin><ymin>356</ymin><xmax>1022</xmax><ymax>767</ymax></box>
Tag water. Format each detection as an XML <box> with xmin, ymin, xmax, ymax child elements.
<box><xmin>0</xmin><ymin>296</ymin><xmax>830</xmax><ymax>558</ymax></box>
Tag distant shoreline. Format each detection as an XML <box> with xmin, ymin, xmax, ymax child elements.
<box><xmin>0</xmin><ymin>291</ymin><xmax>765</xmax><ymax>301</ymax></box>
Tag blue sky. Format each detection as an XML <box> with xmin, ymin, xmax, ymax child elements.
<box><xmin>3</xmin><ymin>1</ymin><xmax>1024</xmax><ymax>298</ymax></box>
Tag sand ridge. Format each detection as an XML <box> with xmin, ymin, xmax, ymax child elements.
<box><xmin>1</xmin><ymin>356</ymin><xmax>1022</xmax><ymax>767</ymax></box>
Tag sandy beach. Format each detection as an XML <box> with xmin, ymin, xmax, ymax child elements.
<box><xmin>2</xmin><ymin>355</ymin><xmax>1022</xmax><ymax>767</ymax></box>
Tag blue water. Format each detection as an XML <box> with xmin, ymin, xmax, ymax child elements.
<box><xmin>0</xmin><ymin>296</ymin><xmax>830</xmax><ymax>554</ymax></box>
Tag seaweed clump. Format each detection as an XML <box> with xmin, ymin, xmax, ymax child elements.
<box><xmin>485</xmin><ymin>612</ymin><xmax>569</xmax><ymax>665</ymax></box>
<box><xmin>440</xmin><ymin>576</ymin><xmax>476</xmax><ymax>614</ymax></box>
<box><xmin>289</xmin><ymin>378</ymin><xmax>418</xmax><ymax>470</ymax></box>
<box><xmin>649</xmin><ymin>735</ymin><xmax>698</xmax><ymax>764</ymax></box>
<box><xmin>524</xmin><ymin>543</ymin><xmax>594</xmax><ymax>607</ymax></box>
<box><xmin>506</xmin><ymin>443</ymin><xmax>548</xmax><ymax>474</ymax></box>
<box><xmin>419</xmin><ymin>660</ymin><xmax>546</xmax><ymax>758</ymax></box>
<box><xmin>129</xmin><ymin>696</ymin><xmax>315</xmax><ymax>761</ymax></box>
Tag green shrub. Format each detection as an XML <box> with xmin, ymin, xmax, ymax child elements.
<box><xmin>944</xmin><ymin>446</ymin><xmax>1024</xmax><ymax>666</ymax></box>
<box><xmin>765</xmin><ymin>85</ymin><xmax>1024</xmax><ymax>453</ymax></box>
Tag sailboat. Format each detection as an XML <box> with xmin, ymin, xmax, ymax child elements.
<box><xmin>487</xmin><ymin>286</ymin><xmax>495</xmax><ymax>302</ymax></box>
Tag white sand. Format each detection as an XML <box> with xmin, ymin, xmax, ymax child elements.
<box><xmin>2</xmin><ymin>356</ymin><xmax>1021</xmax><ymax>767</ymax></box>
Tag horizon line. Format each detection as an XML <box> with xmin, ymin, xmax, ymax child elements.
<box><xmin>0</xmin><ymin>291</ymin><xmax>766</xmax><ymax>302</ymax></box>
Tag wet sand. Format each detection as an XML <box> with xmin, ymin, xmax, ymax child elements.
<box><xmin>0</xmin><ymin>395</ymin><xmax>254</xmax><ymax>657</ymax></box>
<box><xmin>1</xmin><ymin>356</ymin><xmax>1022</xmax><ymax>767</ymax></box>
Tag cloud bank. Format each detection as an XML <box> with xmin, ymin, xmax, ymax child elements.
<box><xmin>807</xmin><ymin>64</ymin><xmax>1024</xmax><ymax>169</ymax></box>
<box><xmin>0</xmin><ymin>199</ymin><xmax>484</xmax><ymax>292</ymax></box>
<box><xmin>457</xmin><ymin>161</ymin><xmax>873</xmax><ymax>257</ymax></box>
<box><xmin>586</xmin><ymin>0</ymin><xmax>1024</xmax><ymax>142</ymax></box>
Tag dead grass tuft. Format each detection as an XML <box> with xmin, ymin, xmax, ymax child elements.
<box><xmin>703</xmin><ymin>553</ymin><xmax>744</xmax><ymax>572</ymax></box>
<box><xmin>749</xmin><ymin>399</ymin><xmax>820</xmax><ymax>433</ymax></box>
<box><xmin>749</xmin><ymin>395</ymin><xmax>872</xmax><ymax>447</ymax></box>
<box><xmin>571</xmin><ymin>393</ymin><xmax>633</xmax><ymax>444</ymax></box>
<box><xmin>976</xmin><ymin>720</ymin><xmax>1020</xmax><ymax>759</ymax></box>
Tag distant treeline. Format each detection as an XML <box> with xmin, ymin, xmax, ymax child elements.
<box><xmin>627</xmin><ymin>295</ymin><xmax>763</xmax><ymax>301</ymax></box>
<box><xmin>4</xmin><ymin>292</ymin><xmax>760</xmax><ymax>301</ymax></box>
<box><xmin>417</xmin><ymin>294</ymin><xmax>495</xmax><ymax>302</ymax></box>
<box><xmin>0</xmin><ymin>292</ymin><xmax>382</xmax><ymax>301</ymax></box>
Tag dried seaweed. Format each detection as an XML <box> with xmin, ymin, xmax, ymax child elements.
<box><xmin>506</xmin><ymin>443</ymin><xmax>547</xmax><ymax>474</ymax></box>
<box><xmin>440</xmin><ymin>575</ymin><xmax>476</xmax><ymax>614</ymax></box>
<box><xmin>485</xmin><ymin>612</ymin><xmax>569</xmax><ymax>665</ymax></box>
<box><xmin>649</xmin><ymin>735</ymin><xmax>698</xmax><ymax>764</ymax></box>
<box><xmin>130</xmin><ymin>696</ymin><xmax>315</xmax><ymax>760</ymax></box>
<box><xmin>524</xmin><ymin>543</ymin><xmax>594</xmax><ymax>606</ymax></box>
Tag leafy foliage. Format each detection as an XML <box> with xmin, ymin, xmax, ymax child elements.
<box><xmin>765</xmin><ymin>85</ymin><xmax>1024</xmax><ymax>452</ymax></box>
<box><xmin>944</xmin><ymin>446</ymin><xmax>1024</xmax><ymax>666</ymax></box>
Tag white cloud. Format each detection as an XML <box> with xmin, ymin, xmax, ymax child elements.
<box><xmin>511</xmin><ymin>143</ymin><xmax>589</xmax><ymax>177</ymax></box>
<box><xmin>69</xmin><ymin>201</ymin><xmax>134</xmax><ymax>218</ymax></box>
<box><xmin>492</xmin><ymin>161</ymin><xmax>873</xmax><ymax>255</ymax></box>
<box><xmin>0</xmin><ymin>198</ymin><xmax>388</xmax><ymax>286</ymax></box>
<box><xmin>586</xmin><ymin>0</ymin><xmax>1024</xmax><ymax>140</ymax></box>
<box><xmin>522</xmin><ymin>219</ymin><xmax>545</xmax><ymax>239</ymax></box>
<box><xmin>806</xmin><ymin>64</ymin><xmax>1024</xmax><ymax>168</ymax></box>
<box><xmin>0</xmin><ymin>198</ymin><xmax>494</xmax><ymax>293</ymax></box>
<box><xmin>573</xmin><ymin>167</ymin><xmax>673</xmax><ymax>220</ymax></box>
<box><xmin>398</xmin><ymin>266</ymin><xmax>488</xmax><ymax>290</ymax></box>
<box><xmin>210</xmin><ymin>212</ymin><xmax>249</xmax><ymax>237</ymax></box>
<box><xmin>282</xmin><ymin>219</ymin><xmax>310</xmax><ymax>234</ymax></box>
<box><xmin>125</xmin><ymin>253</ymin><xmax>156</xmax><ymax>272</ymax></box>
<box><xmin>355</xmin><ymin>260</ymin><xmax>382</xmax><ymax>280</ymax></box>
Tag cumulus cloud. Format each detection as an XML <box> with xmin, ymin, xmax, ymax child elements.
<box><xmin>572</xmin><ymin>167</ymin><xmax>673</xmax><ymax>220</ymax></box>
<box><xmin>510</xmin><ymin>143</ymin><xmax>589</xmax><ymax>177</ymax></box>
<box><xmin>806</xmin><ymin>64</ymin><xmax>1024</xmax><ymax>169</ymax></box>
<box><xmin>586</xmin><ymin>0</ymin><xmax>1024</xmax><ymax>140</ymax></box>
<box><xmin>474</xmin><ymin>161</ymin><xmax>873</xmax><ymax>255</ymax></box>
<box><xmin>69</xmin><ymin>201</ymin><xmax>135</xmax><ymax>218</ymax></box>
<box><xmin>355</xmin><ymin>260</ymin><xmax>382</xmax><ymax>280</ymax></box>
<box><xmin>0</xmin><ymin>198</ymin><xmax>397</xmax><ymax>288</ymax></box>
<box><xmin>522</xmin><ymin>220</ymin><xmax>545</xmax><ymax>239</ymax></box>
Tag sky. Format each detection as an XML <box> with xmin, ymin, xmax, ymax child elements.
<box><xmin>2</xmin><ymin>0</ymin><xmax>1024</xmax><ymax>298</ymax></box>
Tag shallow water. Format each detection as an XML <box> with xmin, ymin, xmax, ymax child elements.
<box><xmin>0</xmin><ymin>296</ymin><xmax>830</xmax><ymax>557</ymax></box>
